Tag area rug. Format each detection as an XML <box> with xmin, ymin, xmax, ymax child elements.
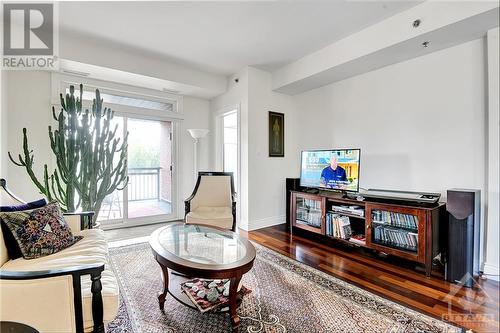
<box><xmin>106</xmin><ymin>241</ymin><xmax>461</xmax><ymax>333</ymax></box>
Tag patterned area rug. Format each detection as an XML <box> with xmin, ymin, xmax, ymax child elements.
<box><xmin>106</xmin><ymin>241</ymin><xmax>460</xmax><ymax>333</ymax></box>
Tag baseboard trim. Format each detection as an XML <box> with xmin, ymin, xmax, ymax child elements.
<box><xmin>247</xmin><ymin>215</ymin><xmax>286</xmax><ymax>231</ymax></box>
<box><xmin>483</xmin><ymin>262</ymin><xmax>500</xmax><ymax>281</ymax></box>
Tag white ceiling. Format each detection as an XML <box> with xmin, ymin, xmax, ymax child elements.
<box><xmin>59</xmin><ymin>1</ymin><xmax>420</xmax><ymax>76</ymax></box>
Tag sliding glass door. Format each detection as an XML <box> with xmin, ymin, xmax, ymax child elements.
<box><xmin>98</xmin><ymin>116</ymin><xmax>175</xmax><ymax>227</ymax></box>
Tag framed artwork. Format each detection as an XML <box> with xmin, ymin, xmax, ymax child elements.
<box><xmin>269</xmin><ymin>111</ymin><xmax>284</xmax><ymax>157</ymax></box>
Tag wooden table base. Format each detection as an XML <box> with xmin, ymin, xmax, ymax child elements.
<box><xmin>157</xmin><ymin>265</ymin><xmax>244</xmax><ymax>332</ymax></box>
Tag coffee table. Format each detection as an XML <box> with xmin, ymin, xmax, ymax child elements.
<box><xmin>149</xmin><ymin>222</ymin><xmax>256</xmax><ymax>332</ymax></box>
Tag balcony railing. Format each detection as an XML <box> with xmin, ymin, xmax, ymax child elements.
<box><xmin>127</xmin><ymin>167</ymin><xmax>161</xmax><ymax>201</ymax></box>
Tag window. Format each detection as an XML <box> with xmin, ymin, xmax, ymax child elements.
<box><xmin>55</xmin><ymin>74</ymin><xmax>181</xmax><ymax>228</ymax></box>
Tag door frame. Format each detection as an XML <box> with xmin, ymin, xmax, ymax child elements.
<box><xmin>215</xmin><ymin>104</ymin><xmax>241</xmax><ymax>225</ymax></box>
<box><xmin>102</xmin><ymin>115</ymin><xmax>179</xmax><ymax>230</ymax></box>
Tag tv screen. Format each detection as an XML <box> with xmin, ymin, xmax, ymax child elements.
<box><xmin>300</xmin><ymin>149</ymin><xmax>360</xmax><ymax>192</ymax></box>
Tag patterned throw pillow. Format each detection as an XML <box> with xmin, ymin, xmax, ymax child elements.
<box><xmin>0</xmin><ymin>201</ymin><xmax>82</xmax><ymax>259</ymax></box>
<box><xmin>0</xmin><ymin>198</ymin><xmax>48</xmax><ymax>259</ymax></box>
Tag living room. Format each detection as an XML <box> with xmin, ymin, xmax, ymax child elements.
<box><xmin>0</xmin><ymin>1</ymin><xmax>499</xmax><ymax>333</ymax></box>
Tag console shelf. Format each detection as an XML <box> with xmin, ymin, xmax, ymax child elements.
<box><xmin>290</xmin><ymin>190</ymin><xmax>445</xmax><ymax>276</ymax></box>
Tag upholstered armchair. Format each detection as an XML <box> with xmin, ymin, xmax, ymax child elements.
<box><xmin>0</xmin><ymin>179</ymin><xmax>119</xmax><ymax>333</ymax></box>
<box><xmin>185</xmin><ymin>172</ymin><xmax>236</xmax><ymax>231</ymax></box>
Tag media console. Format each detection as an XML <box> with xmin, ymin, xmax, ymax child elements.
<box><xmin>289</xmin><ymin>190</ymin><xmax>445</xmax><ymax>276</ymax></box>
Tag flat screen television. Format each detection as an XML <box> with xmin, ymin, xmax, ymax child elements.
<box><xmin>300</xmin><ymin>149</ymin><xmax>361</xmax><ymax>192</ymax></box>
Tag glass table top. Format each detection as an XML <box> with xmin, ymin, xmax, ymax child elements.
<box><xmin>156</xmin><ymin>223</ymin><xmax>248</xmax><ymax>266</ymax></box>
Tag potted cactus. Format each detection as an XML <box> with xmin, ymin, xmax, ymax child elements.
<box><xmin>9</xmin><ymin>84</ymin><xmax>128</xmax><ymax>216</ymax></box>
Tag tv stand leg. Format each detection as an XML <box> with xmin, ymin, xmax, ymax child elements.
<box><xmin>425</xmin><ymin>264</ymin><xmax>432</xmax><ymax>277</ymax></box>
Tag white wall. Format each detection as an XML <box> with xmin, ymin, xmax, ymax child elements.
<box><xmin>2</xmin><ymin>71</ymin><xmax>211</xmax><ymax>221</ymax></box>
<box><xmin>485</xmin><ymin>28</ymin><xmax>499</xmax><ymax>279</ymax></box>
<box><xmin>179</xmin><ymin>96</ymin><xmax>211</xmax><ymax>213</ymax></box>
<box><xmin>292</xmin><ymin>38</ymin><xmax>493</xmax><ymax>269</ymax></box>
<box><xmin>4</xmin><ymin>71</ymin><xmax>53</xmax><ymax>201</ymax></box>
<box><xmin>293</xmin><ymin>39</ymin><xmax>486</xmax><ymax>195</ymax></box>
<box><xmin>246</xmin><ymin>67</ymin><xmax>298</xmax><ymax>229</ymax></box>
<box><xmin>0</xmin><ymin>70</ymin><xmax>8</xmax><ymax>179</ymax></box>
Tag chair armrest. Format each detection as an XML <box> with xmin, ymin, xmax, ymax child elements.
<box><xmin>184</xmin><ymin>191</ymin><xmax>199</xmax><ymax>218</ymax></box>
<box><xmin>64</xmin><ymin>211</ymin><xmax>95</xmax><ymax>231</ymax></box>
<box><xmin>1</xmin><ymin>264</ymin><xmax>105</xmax><ymax>333</ymax></box>
<box><xmin>0</xmin><ymin>263</ymin><xmax>103</xmax><ymax>280</ymax></box>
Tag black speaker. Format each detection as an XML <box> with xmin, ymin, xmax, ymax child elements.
<box><xmin>286</xmin><ymin>178</ymin><xmax>301</xmax><ymax>230</ymax></box>
<box><xmin>445</xmin><ymin>189</ymin><xmax>481</xmax><ymax>288</ymax></box>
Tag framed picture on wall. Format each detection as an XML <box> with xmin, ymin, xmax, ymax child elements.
<box><xmin>269</xmin><ymin>111</ymin><xmax>284</xmax><ymax>157</ymax></box>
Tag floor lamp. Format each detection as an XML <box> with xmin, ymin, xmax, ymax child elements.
<box><xmin>187</xmin><ymin>129</ymin><xmax>209</xmax><ymax>182</ymax></box>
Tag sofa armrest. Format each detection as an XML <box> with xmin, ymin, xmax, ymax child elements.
<box><xmin>0</xmin><ymin>263</ymin><xmax>104</xmax><ymax>280</ymax></box>
<box><xmin>1</xmin><ymin>264</ymin><xmax>105</xmax><ymax>333</ymax></box>
<box><xmin>64</xmin><ymin>211</ymin><xmax>95</xmax><ymax>232</ymax></box>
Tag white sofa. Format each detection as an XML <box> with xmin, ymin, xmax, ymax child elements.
<box><xmin>0</xmin><ymin>179</ymin><xmax>119</xmax><ymax>333</ymax></box>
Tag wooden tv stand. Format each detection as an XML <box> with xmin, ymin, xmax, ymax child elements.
<box><xmin>289</xmin><ymin>190</ymin><xmax>445</xmax><ymax>277</ymax></box>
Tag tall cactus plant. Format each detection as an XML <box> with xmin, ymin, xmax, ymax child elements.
<box><xmin>9</xmin><ymin>84</ymin><xmax>128</xmax><ymax>215</ymax></box>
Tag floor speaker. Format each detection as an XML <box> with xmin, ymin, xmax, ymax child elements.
<box><xmin>286</xmin><ymin>178</ymin><xmax>301</xmax><ymax>230</ymax></box>
<box><xmin>445</xmin><ymin>189</ymin><xmax>481</xmax><ymax>288</ymax></box>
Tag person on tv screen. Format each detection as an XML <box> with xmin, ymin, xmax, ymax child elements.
<box><xmin>320</xmin><ymin>154</ymin><xmax>347</xmax><ymax>188</ymax></box>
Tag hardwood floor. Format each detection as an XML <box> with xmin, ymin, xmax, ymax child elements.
<box><xmin>245</xmin><ymin>224</ymin><xmax>500</xmax><ymax>333</ymax></box>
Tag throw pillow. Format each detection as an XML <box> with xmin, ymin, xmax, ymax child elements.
<box><xmin>0</xmin><ymin>198</ymin><xmax>47</xmax><ymax>212</ymax></box>
<box><xmin>0</xmin><ymin>198</ymin><xmax>48</xmax><ymax>259</ymax></box>
<box><xmin>0</xmin><ymin>201</ymin><xmax>82</xmax><ymax>259</ymax></box>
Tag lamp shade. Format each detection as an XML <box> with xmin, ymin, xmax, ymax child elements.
<box><xmin>187</xmin><ymin>129</ymin><xmax>209</xmax><ymax>139</ymax></box>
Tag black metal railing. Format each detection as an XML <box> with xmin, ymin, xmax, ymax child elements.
<box><xmin>127</xmin><ymin>167</ymin><xmax>161</xmax><ymax>201</ymax></box>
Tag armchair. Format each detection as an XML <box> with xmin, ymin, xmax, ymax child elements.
<box><xmin>0</xmin><ymin>179</ymin><xmax>119</xmax><ymax>333</ymax></box>
<box><xmin>184</xmin><ymin>172</ymin><xmax>236</xmax><ymax>231</ymax></box>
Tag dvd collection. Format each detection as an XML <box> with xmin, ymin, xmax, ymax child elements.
<box><xmin>296</xmin><ymin>198</ymin><xmax>322</xmax><ymax>228</ymax></box>
<box><xmin>371</xmin><ymin>210</ymin><xmax>418</xmax><ymax>230</ymax></box>
<box><xmin>373</xmin><ymin>225</ymin><xmax>418</xmax><ymax>251</ymax></box>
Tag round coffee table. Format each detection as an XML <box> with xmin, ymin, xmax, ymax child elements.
<box><xmin>149</xmin><ymin>223</ymin><xmax>256</xmax><ymax>332</ymax></box>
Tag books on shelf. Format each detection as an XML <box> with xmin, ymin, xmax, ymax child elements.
<box><xmin>331</xmin><ymin>205</ymin><xmax>365</xmax><ymax>217</ymax></box>
<box><xmin>371</xmin><ymin>210</ymin><xmax>418</xmax><ymax>230</ymax></box>
<box><xmin>373</xmin><ymin>225</ymin><xmax>418</xmax><ymax>251</ymax></box>
<box><xmin>326</xmin><ymin>213</ymin><xmax>352</xmax><ymax>239</ymax></box>
<box><xmin>349</xmin><ymin>234</ymin><xmax>366</xmax><ymax>245</ymax></box>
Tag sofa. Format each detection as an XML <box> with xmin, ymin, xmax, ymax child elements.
<box><xmin>0</xmin><ymin>179</ymin><xmax>119</xmax><ymax>333</ymax></box>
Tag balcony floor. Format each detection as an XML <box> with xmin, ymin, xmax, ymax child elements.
<box><xmin>98</xmin><ymin>199</ymin><xmax>172</xmax><ymax>221</ymax></box>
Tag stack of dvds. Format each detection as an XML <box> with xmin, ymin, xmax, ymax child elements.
<box><xmin>326</xmin><ymin>213</ymin><xmax>352</xmax><ymax>240</ymax></box>
<box><xmin>371</xmin><ymin>210</ymin><xmax>418</xmax><ymax>230</ymax></box>
<box><xmin>373</xmin><ymin>225</ymin><xmax>418</xmax><ymax>251</ymax></box>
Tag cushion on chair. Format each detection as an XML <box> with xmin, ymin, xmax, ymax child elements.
<box><xmin>191</xmin><ymin>175</ymin><xmax>233</xmax><ymax>211</ymax></box>
<box><xmin>0</xmin><ymin>201</ymin><xmax>82</xmax><ymax>259</ymax></box>
<box><xmin>2</xmin><ymin>228</ymin><xmax>120</xmax><ymax>331</ymax></box>
<box><xmin>186</xmin><ymin>206</ymin><xmax>233</xmax><ymax>229</ymax></box>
